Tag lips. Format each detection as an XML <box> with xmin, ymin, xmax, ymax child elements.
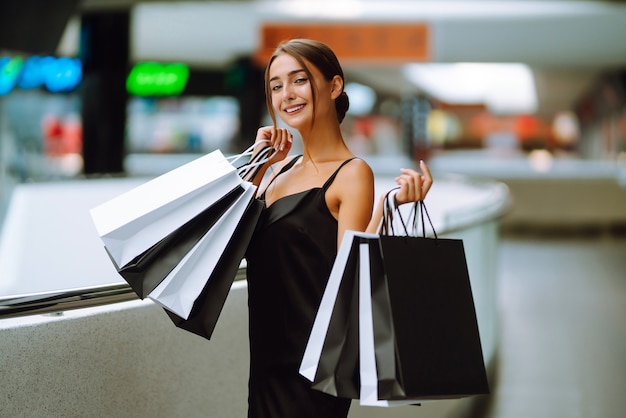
<box><xmin>284</xmin><ymin>104</ymin><xmax>305</xmax><ymax>114</ymax></box>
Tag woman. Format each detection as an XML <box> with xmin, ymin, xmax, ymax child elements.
<box><xmin>244</xmin><ymin>39</ymin><xmax>432</xmax><ymax>418</ymax></box>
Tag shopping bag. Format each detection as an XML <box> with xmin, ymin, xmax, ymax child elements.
<box><xmin>358</xmin><ymin>239</ymin><xmax>421</xmax><ymax>407</ymax></box>
<box><xmin>303</xmin><ymin>231</ymin><xmax>359</xmax><ymax>398</ymax></box>
<box><xmin>375</xmin><ymin>234</ymin><xmax>490</xmax><ymax>399</ymax></box>
<box><xmin>148</xmin><ymin>181</ymin><xmax>256</xmax><ymax>319</ymax></box>
<box><xmin>103</xmin><ymin>186</ymin><xmax>245</xmax><ymax>298</ymax></box>
<box><xmin>371</xmin><ymin>198</ymin><xmax>490</xmax><ymax>400</ymax></box>
<box><xmin>163</xmin><ymin>195</ymin><xmax>264</xmax><ymax>340</ymax></box>
<box><xmin>301</xmin><ymin>231</ymin><xmax>366</xmax><ymax>398</ymax></box>
<box><xmin>302</xmin><ymin>193</ymin><xmax>489</xmax><ymax>406</ymax></box>
<box><xmin>90</xmin><ymin>149</ymin><xmax>243</xmax><ymax>268</ymax></box>
<box><xmin>330</xmin><ymin>274</ymin><xmax>361</xmax><ymax>399</ymax></box>
<box><xmin>302</xmin><ymin>232</ymin><xmax>419</xmax><ymax>406</ymax></box>
<box><xmin>90</xmin><ymin>144</ymin><xmax>272</xmax><ymax>299</ymax></box>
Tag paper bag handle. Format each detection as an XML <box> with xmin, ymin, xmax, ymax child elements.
<box><xmin>232</xmin><ymin>141</ymin><xmax>275</xmax><ymax>181</ymax></box>
<box><xmin>227</xmin><ymin>141</ymin><xmax>263</xmax><ymax>165</ymax></box>
<box><xmin>380</xmin><ymin>187</ymin><xmax>437</xmax><ymax>239</ymax></box>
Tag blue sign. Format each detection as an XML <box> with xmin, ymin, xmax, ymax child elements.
<box><xmin>0</xmin><ymin>55</ymin><xmax>82</xmax><ymax>95</ymax></box>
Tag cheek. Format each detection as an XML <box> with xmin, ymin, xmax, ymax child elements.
<box><xmin>298</xmin><ymin>83</ymin><xmax>313</xmax><ymax>99</ymax></box>
<box><xmin>270</xmin><ymin>92</ymin><xmax>281</xmax><ymax>109</ymax></box>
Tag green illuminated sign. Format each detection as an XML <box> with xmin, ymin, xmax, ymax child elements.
<box><xmin>126</xmin><ymin>62</ymin><xmax>190</xmax><ymax>96</ymax></box>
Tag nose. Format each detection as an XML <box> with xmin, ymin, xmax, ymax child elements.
<box><xmin>282</xmin><ymin>84</ymin><xmax>295</xmax><ymax>101</ymax></box>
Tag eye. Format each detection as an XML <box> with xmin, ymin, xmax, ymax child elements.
<box><xmin>294</xmin><ymin>77</ymin><xmax>308</xmax><ymax>84</ymax></box>
<box><xmin>271</xmin><ymin>84</ymin><xmax>282</xmax><ymax>92</ymax></box>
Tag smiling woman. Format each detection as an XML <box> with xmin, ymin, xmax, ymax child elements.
<box><xmin>241</xmin><ymin>39</ymin><xmax>433</xmax><ymax>418</ymax></box>
<box><xmin>264</xmin><ymin>40</ymin><xmax>350</xmax><ymax>132</ymax></box>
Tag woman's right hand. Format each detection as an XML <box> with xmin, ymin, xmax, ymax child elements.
<box><xmin>254</xmin><ymin>126</ymin><xmax>293</xmax><ymax>166</ymax></box>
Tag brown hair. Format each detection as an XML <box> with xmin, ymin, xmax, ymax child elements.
<box><xmin>264</xmin><ymin>39</ymin><xmax>350</xmax><ymax>127</ymax></box>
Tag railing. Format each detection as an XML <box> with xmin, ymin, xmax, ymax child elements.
<box><xmin>0</xmin><ymin>267</ymin><xmax>248</xmax><ymax>319</ymax></box>
<box><xmin>0</xmin><ymin>173</ymin><xmax>510</xmax><ymax>321</ymax></box>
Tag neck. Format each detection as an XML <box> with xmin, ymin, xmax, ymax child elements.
<box><xmin>298</xmin><ymin>119</ymin><xmax>351</xmax><ymax>163</ymax></box>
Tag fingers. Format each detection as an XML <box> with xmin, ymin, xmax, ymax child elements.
<box><xmin>395</xmin><ymin>170</ymin><xmax>422</xmax><ymax>203</ymax></box>
<box><xmin>255</xmin><ymin>126</ymin><xmax>273</xmax><ymax>143</ymax></box>
<box><xmin>255</xmin><ymin>126</ymin><xmax>292</xmax><ymax>147</ymax></box>
<box><xmin>271</xmin><ymin>127</ymin><xmax>293</xmax><ymax>152</ymax></box>
<box><xmin>254</xmin><ymin>127</ymin><xmax>292</xmax><ymax>166</ymax></box>
<box><xmin>254</xmin><ymin>126</ymin><xmax>293</xmax><ymax>163</ymax></box>
<box><xmin>419</xmin><ymin>160</ymin><xmax>433</xmax><ymax>197</ymax></box>
<box><xmin>254</xmin><ymin>126</ymin><xmax>274</xmax><ymax>153</ymax></box>
<box><xmin>393</xmin><ymin>161</ymin><xmax>434</xmax><ymax>205</ymax></box>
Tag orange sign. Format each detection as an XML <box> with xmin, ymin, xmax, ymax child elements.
<box><xmin>255</xmin><ymin>23</ymin><xmax>430</xmax><ymax>65</ymax></box>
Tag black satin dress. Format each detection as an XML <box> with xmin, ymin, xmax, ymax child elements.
<box><xmin>245</xmin><ymin>156</ymin><xmax>356</xmax><ymax>418</ymax></box>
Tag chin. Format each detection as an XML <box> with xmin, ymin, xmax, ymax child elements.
<box><xmin>279</xmin><ymin>115</ymin><xmax>307</xmax><ymax>131</ymax></box>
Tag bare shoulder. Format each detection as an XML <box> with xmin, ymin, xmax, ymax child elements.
<box><xmin>324</xmin><ymin>157</ymin><xmax>374</xmax><ymax>223</ymax></box>
<box><xmin>337</xmin><ymin>157</ymin><xmax>374</xmax><ymax>185</ymax></box>
<box><xmin>331</xmin><ymin>157</ymin><xmax>375</xmax><ymax>200</ymax></box>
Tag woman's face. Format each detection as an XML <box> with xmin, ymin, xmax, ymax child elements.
<box><xmin>268</xmin><ymin>53</ymin><xmax>336</xmax><ymax>130</ymax></box>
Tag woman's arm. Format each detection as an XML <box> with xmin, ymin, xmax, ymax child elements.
<box><xmin>334</xmin><ymin>160</ymin><xmax>376</xmax><ymax>248</ymax></box>
<box><xmin>334</xmin><ymin>160</ymin><xmax>433</xmax><ymax>245</ymax></box>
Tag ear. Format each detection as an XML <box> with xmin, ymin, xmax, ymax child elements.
<box><xmin>330</xmin><ymin>75</ymin><xmax>344</xmax><ymax>100</ymax></box>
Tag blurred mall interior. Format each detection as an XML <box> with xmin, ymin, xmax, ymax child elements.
<box><xmin>0</xmin><ymin>1</ymin><xmax>625</xmax><ymax>417</ymax></box>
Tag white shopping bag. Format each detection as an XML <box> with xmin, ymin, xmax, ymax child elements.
<box><xmin>90</xmin><ymin>150</ymin><xmax>242</xmax><ymax>268</ymax></box>
<box><xmin>358</xmin><ymin>242</ymin><xmax>418</xmax><ymax>407</ymax></box>
<box><xmin>147</xmin><ymin>181</ymin><xmax>256</xmax><ymax>319</ymax></box>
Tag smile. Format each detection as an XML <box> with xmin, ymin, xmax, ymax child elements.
<box><xmin>285</xmin><ymin>104</ymin><xmax>305</xmax><ymax>114</ymax></box>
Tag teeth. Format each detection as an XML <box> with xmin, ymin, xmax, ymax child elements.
<box><xmin>286</xmin><ymin>105</ymin><xmax>304</xmax><ymax>113</ymax></box>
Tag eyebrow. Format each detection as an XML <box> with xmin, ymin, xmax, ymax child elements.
<box><xmin>269</xmin><ymin>69</ymin><xmax>306</xmax><ymax>83</ymax></box>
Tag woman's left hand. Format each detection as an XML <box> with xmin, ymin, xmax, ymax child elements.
<box><xmin>394</xmin><ymin>160</ymin><xmax>433</xmax><ymax>205</ymax></box>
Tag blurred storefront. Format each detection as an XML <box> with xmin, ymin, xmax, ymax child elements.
<box><xmin>2</xmin><ymin>3</ymin><xmax>626</xmax><ymax>225</ymax></box>
<box><xmin>575</xmin><ymin>69</ymin><xmax>626</xmax><ymax>161</ymax></box>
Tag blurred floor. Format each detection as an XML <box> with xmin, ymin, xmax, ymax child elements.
<box><xmin>482</xmin><ymin>232</ymin><xmax>626</xmax><ymax>418</ymax></box>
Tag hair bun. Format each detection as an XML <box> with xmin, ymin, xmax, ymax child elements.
<box><xmin>335</xmin><ymin>91</ymin><xmax>350</xmax><ymax>123</ymax></box>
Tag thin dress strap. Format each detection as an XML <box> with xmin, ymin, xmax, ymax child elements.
<box><xmin>322</xmin><ymin>157</ymin><xmax>359</xmax><ymax>191</ymax></box>
<box><xmin>258</xmin><ymin>155</ymin><xmax>303</xmax><ymax>199</ymax></box>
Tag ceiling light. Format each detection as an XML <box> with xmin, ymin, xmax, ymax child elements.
<box><xmin>402</xmin><ymin>63</ymin><xmax>538</xmax><ymax>114</ymax></box>
<box><xmin>279</xmin><ymin>0</ymin><xmax>364</xmax><ymax>19</ymax></box>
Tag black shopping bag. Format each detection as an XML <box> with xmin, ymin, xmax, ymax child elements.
<box><xmin>147</xmin><ymin>182</ymin><xmax>258</xmax><ymax>319</ymax></box>
<box><xmin>105</xmin><ymin>186</ymin><xmax>245</xmax><ymax>299</ymax></box>
<box><xmin>164</xmin><ymin>196</ymin><xmax>264</xmax><ymax>340</ymax></box>
<box><xmin>310</xmin><ymin>236</ymin><xmax>361</xmax><ymax>398</ymax></box>
<box><xmin>144</xmin><ymin>145</ymin><xmax>272</xmax><ymax>320</ymax></box>
<box><xmin>300</xmin><ymin>231</ymin><xmax>382</xmax><ymax>397</ymax></box>
<box><xmin>373</xmin><ymin>200</ymin><xmax>490</xmax><ymax>400</ymax></box>
<box><xmin>360</xmin><ymin>237</ymin><xmax>407</xmax><ymax>401</ymax></box>
<box><xmin>303</xmin><ymin>198</ymin><xmax>489</xmax><ymax>406</ymax></box>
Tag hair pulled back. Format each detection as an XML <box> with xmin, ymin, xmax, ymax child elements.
<box><xmin>265</xmin><ymin>39</ymin><xmax>350</xmax><ymax>126</ymax></box>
